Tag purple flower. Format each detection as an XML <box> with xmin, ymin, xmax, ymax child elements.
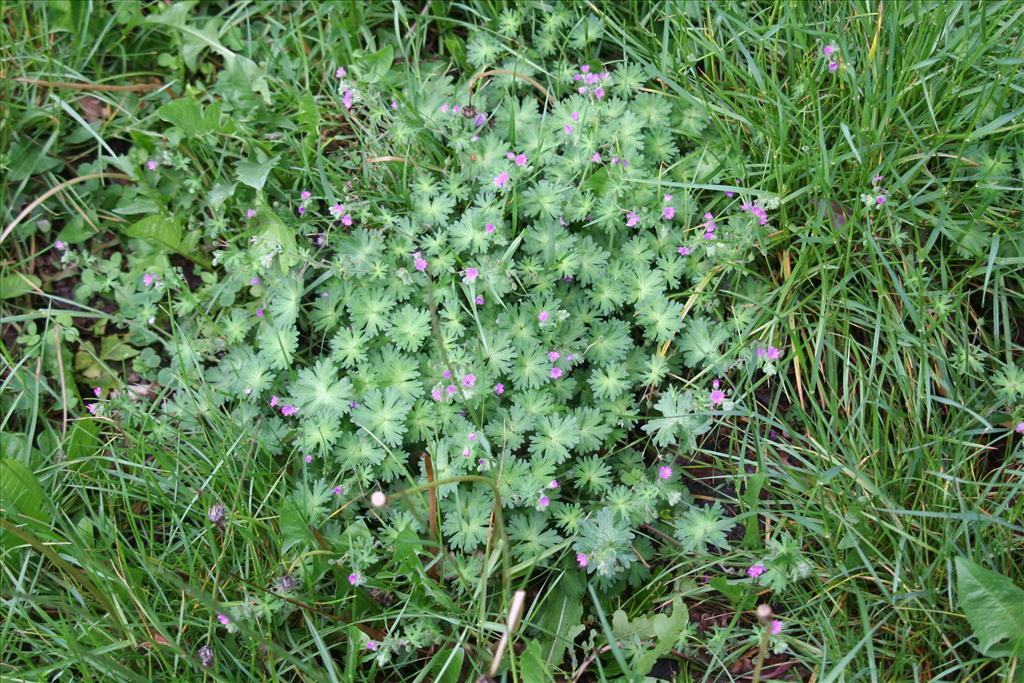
<box><xmin>300</xmin><ymin>191</ymin><xmax>312</xmax><ymax>201</ymax></box>
<box><xmin>494</xmin><ymin>383</ymin><xmax>505</xmax><ymax>395</ymax></box>
<box><xmin>463</xmin><ymin>267</ymin><xmax>479</xmax><ymax>283</ymax></box>
<box><xmin>662</xmin><ymin>206</ymin><xmax>676</xmax><ymax>220</ymax></box>
<box><xmin>514</xmin><ymin>153</ymin><xmax>527</xmax><ymax>167</ymax></box>
<box><xmin>538</xmin><ymin>495</ymin><xmax>550</xmax><ymax>510</ymax></box>
<box><xmin>342</xmin><ymin>89</ymin><xmax>354</xmax><ymax>110</ymax></box>
<box><xmin>440</xmin><ymin>103</ymin><xmax>449</xmax><ymax>113</ymax></box>
<box><xmin>485</xmin><ymin>223</ymin><xmax>495</xmax><ymax>233</ymax></box>
<box><xmin>468</xmin><ymin>432</ymin><xmax>477</xmax><ymax>442</ymax></box>
<box><xmin>548</xmin><ymin>351</ymin><xmax>561</xmax><ymax>361</ymax></box>
<box><xmin>304</xmin><ymin>454</ymin><xmax>313</xmax><ymax>464</ymax></box>
<box><xmin>246</xmin><ymin>208</ymin><xmax>256</xmax><ymax>219</ymax></box>
<box><xmin>336</xmin><ymin>66</ymin><xmax>347</xmax><ymax>78</ymax></box>
<box><xmin>474</xmin><ymin>113</ymin><xmax>486</xmax><ymax>127</ymax></box>
<box><xmin>1015</xmin><ymin>421</ymin><xmax>1024</xmax><ymax>434</ymax></box>
<box><xmin>571</xmin><ymin>111</ymin><xmax>580</xmax><ymax>121</ymax></box>
<box><xmin>576</xmin><ymin>552</ymin><xmax>588</xmax><ymax>567</ymax></box>
<box><xmin>413</xmin><ymin>251</ymin><xmax>428</xmax><ymax>271</ymax></box>
<box><xmin>658</xmin><ymin>465</ymin><xmax>673</xmax><ymax>480</ymax></box>
<box><xmin>93</xmin><ymin>387</ymin><xmax>102</xmax><ymax>397</ymax></box>
<box><xmin>770</xmin><ymin>620</ymin><xmax>783</xmax><ymax>635</ymax></box>
<box><xmin>270</xmin><ymin>395</ymin><xmax>279</xmax><ymax>408</ymax></box>
<box><xmin>747</xmin><ymin>563</ymin><xmax>766</xmax><ymax>579</ymax></box>
<box><xmin>142</xmin><ymin>273</ymin><xmax>155</xmax><ymax>287</ymax></box>
<box><xmin>538</xmin><ymin>310</ymin><xmax>550</xmax><ymax>323</ymax></box>
<box><xmin>208</xmin><ymin>503</ymin><xmax>226</xmax><ymax>524</ymax></box>
<box><xmin>431</xmin><ymin>387</ymin><xmax>443</xmax><ymax>401</ymax></box>
<box><xmin>591</xmin><ymin>152</ymin><xmax>602</xmax><ymax>163</ymax></box>
<box><xmin>250</xmin><ymin>276</ymin><xmax>261</xmax><ymax>286</ymax></box>
<box><xmin>217</xmin><ymin>613</ymin><xmax>231</xmax><ymax>626</ymax></box>
<box><xmin>367</xmin><ymin>640</ymin><xmax>378</xmax><ymax>651</ymax></box>
<box><xmin>828</xmin><ymin>61</ymin><xmax>839</xmax><ymax>72</ymax></box>
<box><xmin>146</xmin><ymin>160</ymin><xmax>157</xmax><ymax>171</ymax></box>
<box><xmin>550</xmin><ymin>367</ymin><xmax>563</xmax><ymax>380</ymax></box>
<box><xmin>334</xmin><ymin>485</ymin><xmax>343</xmax><ymax>495</ymax></box>
<box><xmin>297</xmin><ymin>206</ymin><xmax>306</xmax><ymax>216</ymax></box>
<box><xmin>563</xmin><ymin>124</ymin><xmax>574</xmax><ymax>135</ymax></box>
<box><xmin>256</xmin><ymin>307</ymin><xmax>264</xmax><ymax>318</ymax></box>
<box><xmin>709</xmin><ymin>389</ymin><xmax>726</xmax><ymax>405</ymax></box>
<box><xmin>348</xmin><ymin>573</ymin><xmax>360</xmax><ymax>586</ymax></box>
<box><xmin>54</xmin><ymin>240</ymin><xmax>66</xmax><ymax>251</ymax></box>
<box><xmin>663</xmin><ymin>194</ymin><xmax>673</xmax><ymax>202</ymax></box>
<box><xmin>86</xmin><ymin>403</ymin><xmax>98</xmax><ymax>415</ymax></box>
<box><xmin>823</xmin><ymin>44</ymin><xmax>837</xmax><ymax>58</ymax></box>
<box><xmin>197</xmin><ymin>645</ymin><xmax>215</xmax><ymax>668</ymax></box>
<box><xmin>677</xmin><ymin>246</ymin><xmax>692</xmax><ymax>256</ymax></box>
<box><xmin>330</xmin><ymin>203</ymin><xmax>345</xmax><ymax>216</ymax></box>
<box><xmin>475</xmin><ymin>295</ymin><xmax>485</xmax><ymax>305</ymax></box>
<box><xmin>594</xmin><ymin>87</ymin><xmax>605</xmax><ymax>99</ymax></box>
<box><xmin>391</xmin><ymin>100</ymin><xmax>399</xmax><ymax>110</ymax></box>
<box><xmin>494</xmin><ymin>171</ymin><xmax>511</xmax><ymax>188</ymax></box>
<box><xmin>442</xmin><ymin>370</ymin><xmax>452</xmax><ymax>380</ymax></box>
<box><xmin>873</xmin><ymin>174</ymin><xmax>885</xmax><ymax>183</ymax></box>
<box><xmin>876</xmin><ymin>195</ymin><xmax>887</xmax><ymax>205</ymax></box>
<box><xmin>280</xmin><ymin>404</ymin><xmax>297</xmax><ymax>417</ymax></box>
<box><xmin>626</xmin><ymin>211</ymin><xmax>639</xmax><ymax>227</ymax></box>
<box><xmin>461</xmin><ymin>374</ymin><xmax>476</xmax><ymax>389</ymax></box>
<box><xmin>549</xmin><ymin>479</ymin><xmax>559</xmax><ymax>489</ymax></box>
<box><xmin>766</xmin><ymin>347</ymin><xmax>782</xmax><ymax>360</ymax></box>
<box><xmin>446</xmin><ymin>384</ymin><xmax>456</xmax><ymax>396</ymax></box>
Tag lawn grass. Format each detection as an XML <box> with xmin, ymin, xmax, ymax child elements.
<box><xmin>2</xmin><ymin>1</ymin><xmax>1022</xmax><ymax>681</ymax></box>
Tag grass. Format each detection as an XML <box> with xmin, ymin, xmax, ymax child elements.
<box><xmin>2</xmin><ymin>1</ymin><xmax>1023</xmax><ymax>681</ymax></box>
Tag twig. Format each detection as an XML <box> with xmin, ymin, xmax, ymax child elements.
<box><xmin>13</xmin><ymin>76</ymin><xmax>164</xmax><ymax>93</ymax></box>
<box><xmin>2</xmin><ymin>172</ymin><xmax>134</xmax><ymax>245</ymax></box>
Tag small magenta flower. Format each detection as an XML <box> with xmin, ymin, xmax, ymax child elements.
<box><xmin>256</xmin><ymin>307</ymin><xmax>264</xmax><ymax>318</ymax></box>
<box><xmin>431</xmin><ymin>387</ymin><xmax>443</xmax><ymax>401</ymax></box>
<box><xmin>440</xmin><ymin>103</ymin><xmax>449</xmax><ymax>113</ymax></box>
<box><xmin>475</xmin><ymin>295</ymin><xmax>485</xmax><ymax>306</ymax></box>
<box><xmin>461</xmin><ymin>374</ymin><xmax>476</xmax><ymax>389</ymax></box>
<box><xmin>747</xmin><ymin>563</ymin><xmax>766</xmax><ymax>579</ymax></box>
<box><xmin>342</xmin><ymin>90</ymin><xmax>354</xmax><ymax>110</ymax></box>
<box><xmin>463</xmin><ymin>267</ymin><xmax>479</xmax><ymax>283</ymax></box>
<box><xmin>494</xmin><ymin>383</ymin><xmax>505</xmax><ymax>395</ymax></box>
<box><xmin>664</xmin><ymin>194</ymin><xmax>673</xmax><ymax>202</ymax></box>
<box><xmin>474</xmin><ymin>113</ymin><xmax>486</xmax><ymax>127</ymax></box>
<box><xmin>770</xmin><ymin>620</ymin><xmax>783</xmax><ymax>635</ymax></box>
<box><xmin>281</xmin><ymin>404</ymin><xmax>297</xmax><ymax>417</ymax></box>
<box><xmin>828</xmin><ymin>61</ymin><xmax>839</xmax><ymax>72</ymax></box>
<box><xmin>146</xmin><ymin>160</ymin><xmax>157</xmax><ymax>171</ymax></box>
<box><xmin>297</xmin><ymin>206</ymin><xmax>306</xmax><ymax>216</ymax></box>
<box><xmin>246</xmin><ymin>208</ymin><xmax>256</xmax><ymax>219</ymax></box>
<box><xmin>413</xmin><ymin>253</ymin><xmax>428</xmax><ymax>271</ymax></box>
<box><xmin>823</xmin><ymin>44</ymin><xmax>837</xmax><ymax>58</ymax></box>
<box><xmin>142</xmin><ymin>273</ymin><xmax>155</xmax><ymax>287</ymax></box>
<box><xmin>873</xmin><ymin>174</ymin><xmax>885</xmax><ymax>183</ymax></box>
<box><xmin>538</xmin><ymin>310</ymin><xmax>550</xmax><ymax>323</ymax></box>
<box><xmin>1016</xmin><ymin>421</ymin><xmax>1024</xmax><ymax>434</ymax></box>
<box><xmin>662</xmin><ymin>206</ymin><xmax>676</xmax><ymax>220</ymax></box>
<box><xmin>93</xmin><ymin>387</ymin><xmax>102</xmax><ymax>397</ymax></box>
<box><xmin>446</xmin><ymin>384</ymin><xmax>456</xmax><ymax>396</ymax></box>
<box><xmin>549</xmin><ymin>479</ymin><xmax>559</xmax><ymax>489</ymax></box>
<box><xmin>442</xmin><ymin>370</ymin><xmax>452</xmax><ymax>380</ymax></box>
<box><xmin>506</xmin><ymin>152</ymin><xmax>515</xmax><ymax>160</ymax></box>
<box><xmin>336</xmin><ymin>66</ymin><xmax>347</xmax><ymax>78</ymax></box>
<box><xmin>548</xmin><ymin>351</ymin><xmax>561</xmax><ymax>361</ymax></box>
<box><xmin>677</xmin><ymin>246</ymin><xmax>692</xmax><ymax>256</ymax></box>
<box><xmin>54</xmin><ymin>240</ymin><xmax>66</xmax><ymax>251</ymax></box>
<box><xmin>876</xmin><ymin>195</ymin><xmax>887</xmax><ymax>205</ymax></box>
<box><xmin>576</xmin><ymin>552</ymin><xmax>588</xmax><ymax>567</ymax></box>
<box><xmin>86</xmin><ymin>403</ymin><xmax>98</xmax><ymax>415</ymax></box>
<box><xmin>581</xmin><ymin>64</ymin><xmax>590</xmax><ymax>73</ymax></box>
<box><xmin>250</xmin><ymin>276</ymin><xmax>261</xmax><ymax>286</ymax></box>
<box><xmin>658</xmin><ymin>465</ymin><xmax>673</xmax><ymax>480</ymax></box>
<box><xmin>367</xmin><ymin>640</ymin><xmax>378</xmax><ymax>651</ymax></box>
<box><xmin>208</xmin><ymin>503</ymin><xmax>226</xmax><ymax>524</ymax></box>
<box><xmin>391</xmin><ymin>100</ymin><xmax>399</xmax><ymax>110</ymax></box>
<box><xmin>300</xmin><ymin>191</ymin><xmax>312</xmax><ymax>201</ymax></box>
<box><xmin>452</xmin><ymin>105</ymin><xmax>461</xmax><ymax>115</ymax></box>
<box><xmin>270</xmin><ymin>395</ymin><xmax>279</xmax><ymax>408</ymax></box>
<box><xmin>550</xmin><ymin>367</ymin><xmax>563</xmax><ymax>380</ymax></box>
<box><xmin>767</xmin><ymin>347</ymin><xmax>782</xmax><ymax>360</ymax></box>
<box><xmin>468</xmin><ymin>432</ymin><xmax>477</xmax><ymax>442</ymax></box>
<box><xmin>341</xmin><ymin>214</ymin><xmax>353</xmax><ymax>226</ymax></box>
<box><xmin>334</xmin><ymin>485</ymin><xmax>343</xmax><ymax>495</ymax></box>
<box><xmin>330</xmin><ymin>203</ymin><xmax>345</xmax><ymax>216</ymax></box>
<box><xmin>626</xmin><ymin>211</ymin><xmax>639</xmax><ymax>227</ymax></box>
<box><xmin>514</xmin><ymin>153</ymin><xmax>527</xmax><ymax>167</ymax></box>
<box><xmin>538</xmin><ymin>495</ymin><xmax>550</xmax><ymax>510</ymax></box>
<box><xmin>591</xmin><ymin>152</ymin><xmax>602</xmax><ymax>163</ymax></box>
<box><xmin>217</xmin><ymin>613</ymin><xmax>231</xmax><ymax>626</ymax></box>
<box><xmin>594</xmin><ymin>87</ymin><xmax>605</xmax><ymax>99</ymax></box>
<box><xmin>304</xmin><ymin>454</ymin><xmax>313</xmax><ymax>464</ymax></box>
<box><xmin>462</xmin><ymin>446</ymin><xmax>471</xmax><ymax>457</ymax></box>
<box><xmin>494</xmin><ymin>171</ymin><xmax>511</xmax><ymax>188</ymax></box>
<box><xmin>563</xmin><ymin>124</ymin><xmax>574</xmax><ymax>135</ymax></box>
<box><xmin>485</xmin><ymin>223</ymin><xmax>495</xmax><ymax>233</ymax></box>
<box><xmin>348</xmin><ymin>573</ymin><xmax>360</xmax><ymax>586</ymax></box>
<box><xmin>710</xmin><ymin>388</ymin><xmax>726</xmax><ymax>405</ymax></box>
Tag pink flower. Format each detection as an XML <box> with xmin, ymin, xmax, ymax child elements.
<box><xmin>414</xmin><ymin>255</ymin><xmax>428</xmax><ymax>271</ymax></box>
<box><xmin>770</xmin><ymin>620</ymin><xmax>783</xmax><ymax>635</ymax></box>
<box><xmin>330</xmin><ymin>203</ymin><xmax>345</xmax><ymax>216</ymax></box>
<box><xmin>594</xmin><ymin>87</ymin><xmax>605</xmax><ymax>99</ymax></box>
<box><xmin>766</xmin><ymin>347</ymin><xmax>782</xmax><ymax>360</ymax></box>
<box><xmin>591</xmin><ymin>152</ymin><xmax>602</xmax><ymax>163</ymax></box>
<box><xmin>270</xmin><ymin>395</ymin><xmax>279</xmax><ymax>408</ymax></box>
<box><xmin>391</xmin><ymin>100</ymin><xmax>399</xmax><ymax>110</ymax></box>
<box><xmin>246</xmin><ymin>208</ymin><xmax>256</xmax><ymax>219</ymax></box>
<box><xmin>677</xmin><ymin>246</ymin><xmax>691</xmax><ymax>256</ymax></box>
<box><xmin>217</xmin><ymin>613</ymin><xmax>231</xmax><ymax>626</ymax></box>
<box><xmin>93</xmin><ymin>387</ymin><xmax>102</xmax><ymax>397</ymax></box>
<box><xmin>876</xmin><ymin>195</ymin><xmax>887</xmax><ymax>205</ymax></box>
<box><xmin>550</xmin><ymin>367</ymin><xmax>563</xmax><ymax>380</ymax></box>
<box><xmin>485</xmin><ymin>223</ymin><xmax>495</xmax><ymax>233</ymax></box>
<box><xmin>446</xmin><ymin>384</ymin><xmax>456</xmax><ymax>396</ymax></box>
<box><xmin>475</xmin><ymin>295</ymin><xmax>484</xmax><ymax>305</ymax></box>
<box><xmin>468</xmin><ymin>432</ymin><xmax>477</xmax><ymax>442</ymax></box>
<box><xmin>297</xmin><ymin>206</ymin><xmax>306</xmax><ymax>216</ymax></box>
<box><xmin>440</xmin><ymin>103</ymin><xmax>449</xmax><ymax>113</ymax></box>
<box><xmin>142</xmin><ymin>273</ymin><xmax>155</xmax><ymax>287</ymax></box>
<box><xmin>348</xmin><ymin>573</ymin><xmax>359</xmax><ymax>586</ymax></box>
<box><xmin>256</xmin><ymin>307</ymin><xmax>264</xmax><ymax>318</ymax></box>
<box><xmin>431</xmin><ymin>387</ymin><xmax>443</xmax><ymax>401</ymax></box>
<box><xmin>463</xmin><ymin>267</ymin><xmax>479</xmax><ymax>283</ymax></box>
<box><xmin>1016</xmin><ymin>421</ymin><xmax>1024</xmax><ymax>434</ymax></box>
<box><xmin>747</xmin><ymin>563</ymin><xmax>766</xmax><ymax>579</ymax></box>
<box><xmin>823</xmin><ymin>44</ymin><xmax>836</xmax><ymax>57</ymax></box>
<box><xmin>335</xmin><ymin>66</ymin><xmax>347</xmax><ymax>78</ymax></box>
<box><xmin>250</xmin><ymin>276</ymin><xmax>261</xmax><ymax>286</ymax></box>
<box><xmin>662</xmin><ymin>206</ymin><xmax>676</xmax><ymax>220</ymax></box>
<box><xmin>549</xmin><ymin>479</ymin><xmax>559</xmax><ymax>489</ymax></box>
<box><xmin>461</xmin><ymin>374</ymin><xmax>476</xmax><ymax>389</ymax></box>
<box><xmin>494</xmin><ymin>383</ymin><xmax>505</xmax><ymax>395</ymax></box>
<box><xmin>548</xmin><ymin>351</ymin><xmax>561</xmax><ymax>361</ymax></box>
<box><xmin>828</xmin><ymin>61</ymin><xmax>839</xmax><ymax>72</ymax></box>
<box><xmin>146</xmin><ymin>160</ymin><xmax>157</xmax><ymax>171</ymax></box>
<box><xmin>709</xmin><ymin>389</ymin><xmax>726</xmax><ymax>405</ymax></box>
<box><xmin>625</xmin><ymin>211</ymin><xmax>639</xmax><ymax>227</ymax></box>
<box><xmin>334</xmin><ymin>486</ymin><xmax>343</xmax><ymax>495</ymax></box>
<box><xmin>494</xmin><ymin>171</ymin><xmax>511</xmax><ymax>188</ymax></box>
<box><xmin>367</xmin><ymin>640</ymin><xmax>378</xmax><ymax>651</ymax></box>
<box><xmin>442</xmin><ymin>370</ymin><xmax>452</xmax><ymax>380</ymax></box>
<box><xmin>576</xmin><ymin>552</ymin><xmax>588</xmax><ymax>567</ymax></box>
<box><xmin>571</xmin><ymin>111</ymin><xmax>580</xmax><ymax>122</ymax></box>
<box><xmin>514</xmin><ymin>153</ymin><xmax>527</xmax><ymax>167</ymax></box>
<box><xmin>462</xmin><ymin>447</ymin><xmax>471</xmax><ymax>457</ymax></box>
<box><xmin>538</xmin><ymin>310</ymin><xmax>550</xmax><ymax>323</ymax></box>
<box><xmin>873</xmin><ymin>174</ymin><xmax>885</xmax><ymax>183</ymax></box>
<box><xmin>453</xmin><ymin>105</ymin><xmax>461</xmax><ymax>114</ymax></box>
<box><xmin>86</xmin><ymin>403</ymin><xmax>98</xmax><ymax>415</ymax></box>
<box><xmin>563</xmin><ymin>124</ymin><xmax>574</xmax><ymax>135</ymax></box>
<box><xmin>342</xmin><ymin>89</ymin><xmax>353</xmax><ymax>110</ymax></box>
<box><xmin>300</xmin><ymin>191</ymin><xmax>312</xmax><ymax>201</ymax></box>
<box><xmin>658</xmin><ymin>465</ymin><xmax>672</xmax><ymax>480</ymax></box>
<box><xmin>304</xmin><ymin>454</ymin><xmax>313</xmax><ymax>464</ymax></box>
<box><xmin>54</xmin><ymin>240</ymin><xmax>66</xmax><ymax>251</ymax></box>
<box><xmin>281</xmin><ymin>404</ymin><xmax>297</xmax><ymax>417</ymax></box>
<box><xmin>474</xmin><ymin>113</ymin><xmax>486</xmax><ymax>127</ymax></box>
<box><xmin>538</xmin><ymin>495</ymin><xmax>550</xmax><ymax>510</ymax></box>
<box><xmin>580</xmin><ymin>64</ymin><xmax>590</xmax><ymax>74</ymax></box>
